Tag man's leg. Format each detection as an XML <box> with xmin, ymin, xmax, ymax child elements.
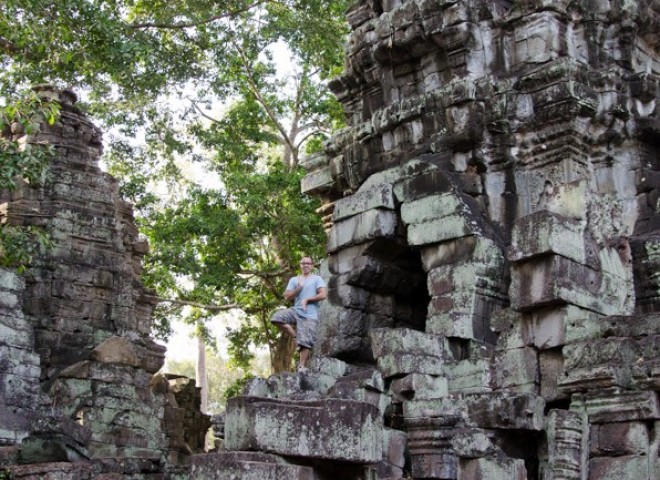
<box><xmin>271</xmin><ymin>308</ymin><xmax>297</xmax><ymax>339</ymax></box>
<box><xmin>277</xmin><ymin>322</ymin><xmax>297</xmax><ymax>339</ymax></box>
<box><xmin>299</xmin><ymin>347</ymin><xmax>311</xmax><ymax>369</ymax></box>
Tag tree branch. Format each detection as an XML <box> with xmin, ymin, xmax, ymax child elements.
<box><xmin>149</xmin><ymin>296</ymin><xmax>241</xmax><ymax>312</ymax></box>
<box><xmin>0</xmin><ymin>36</ymin><xmax>33</xmax><ymax>59</ymax></box>
<box><xmin>234</xmin><ymin>44</ymin><xmax>297</xmax><ymax>167</ymax></box>
<box><xmin>240</xmin><ymin>267</ymin><xmax>292</xmax><ymax>278</ymax></box>
<box><xmin>190</xmin><ymin>99</ymin><xmax>222</xmax><ymax>123</ymax></box>
<box><xmin>295</xmin><ymin>127</ymin><xmax>329</xmax><ymax>148</ymax></box>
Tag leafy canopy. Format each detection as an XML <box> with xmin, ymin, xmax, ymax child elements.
<box><xmin>1</xmin><ymin>0</ymin><xmax>349</xmax><ymax>372</ymax></box>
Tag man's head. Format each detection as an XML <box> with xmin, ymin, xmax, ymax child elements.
<box><xmin>300</xmin><ymin>256</ymin><xmax>314</xmax><ymax>274</ymax></box>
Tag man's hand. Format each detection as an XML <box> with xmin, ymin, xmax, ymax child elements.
<box><xmin>300</xmin><ymin>298</ymin><xmax>308</xmax><ymax>311</ymax></box>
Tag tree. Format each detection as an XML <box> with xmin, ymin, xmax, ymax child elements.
<box><xmin>0</xmin><ymin>0</ymin><xmax>349</xmax><ymax>373</ymax></box>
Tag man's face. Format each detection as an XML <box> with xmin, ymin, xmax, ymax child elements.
<box><xmin>300</xmin><ymin>258</ymin><xmax>313</xmax><ymax>274</ymax></box>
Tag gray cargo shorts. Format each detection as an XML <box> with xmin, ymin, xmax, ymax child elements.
<box><xmin>271</xmin><ymin>307</ymin><xmax>318</xmax><ymax>349</ymax></box>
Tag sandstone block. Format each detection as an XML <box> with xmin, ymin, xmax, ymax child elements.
<box><xmin>407</xmin><ymin>215</ymin><xmax>473</xmax><ymax>246</ymax></box>
<box><xmin>510</xmin><ymin>255</ymin><xmax>610</xmax><ymax>313</ymax></box>
<box><xmin>333</xmin><ymin>183</ymin><xmax>395</xmax><ymax>221</ymax></box>
<box><xmin>327</xmin><ymin>243</ymin><xmax>371</xmax><ymax>275</ymax></box>
<box><xmin>508</xmin><ymin>211</ymin><xmax>592</xmax><ymax>264</ymax></box>
<box><xmin>346</xmin><ymin>255</ymin><xmax>421</xmax><ymax>295</ymax></box>
<box><xmin>0</xmin><ymin>269</ymin><xmax>24</xmax><ymax>292</ymax></box>
<box><xmin>539</xmin><ymin>349</ymin><xmax>565</xmax><ymax>401</ymax></box>
<box><xmin>451</xmin><ymin>429</ymin><xmax>500</xmax><ymax>458</ymax></box>
<box><xmin>588</xmin><ymin>454</ymin><xmax>649</xmax><ymax>480</ymax></box>
<box><xmin>530</xmin><ymin>305</ymin><xmax>602</xmax><ymax>349</ymax></box>
<box><xmin>382</xmin><ymin>427</ymin><xmax>407</xmax><ymax>470</ymax></box>
<box><xmin>316</xmin><ymin>304</ymin><xmax>368</xmax><ymax>359</ymax></box>
<box><xmin>405</xmin><ymin>392</ymin><xmax>545</xmax><ymax>431</ymax></box>
<box><xmin>458</xmin><ymin>456</ymin><xmax>527</xmax><ymax>480</ymax></box>
<box><xmin>406</xmin><ymin>418</ymin><xmax>459</xmax><ymax>480</ymax></box>
<box><xmin>89</xmin><ymin>336</ymin><xmax>140</xmax><ymax>368</ymax></box>
<box><xmin>444</xmin><ymin>358</ymin><xmax>493</xmax><ymax>393</ymax></box>
<box><xmin>493</xmin><ymin>346</ymin><xmax>539</xmax><ymax>392</ymax></box>
<box><xmin>590</xmin><ymin>421</ymin><xmax>649</xmax><ymax>456</ymax></box>
<box><xmin>420</xmin><ymin>235</ymin><xmax>504</xmax><ymax>271</ymax></box>
<box><xmin>400</xmin><ymin>192</ymin><xmax>462</xmax><ymax>225</ymax></box>
<box><xmin>190</xmin><ymin>451</ymin><xmax>315</xmax><ymax>480</ymax></box>
<box><xmin>301</xmin><ymin>166</ymin><xmax>333</xmax><ymax>194</ymax></box>
<box><xmin>571</xmin><ymin>390</ymin><xmax>660</xmax><ymax>424</ymax></box>
<box><xmin>390</xmin><ymin>373</ymin><xmax>449</xmax><ymax>399</ymax></box>
<box><xmin>377</xmin><ymin>353</ymin><xmax>445</xmax><ymax>378</ymax></box>
<box><xmin>225</xmin><ymin>396</ymin><xmax>382</xmax><ymax>462</ymax></box>
<box><xmin>9</xmin><ymin>461</ymin><xmax>94</xmax><ymax>479</ymax></box>
<box><xmin>370</xmin><ymin>327</ymin><xmax>447</xmax><ymax>358</ymax></box>
<box><xmin>327</xmin><ymin>209</ymin><xmax>399</xmax><ymax>253</ymax></box>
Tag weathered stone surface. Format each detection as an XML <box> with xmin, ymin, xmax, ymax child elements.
<box><xmin>510</xmin><ymin>255</ymin><xmax>620</xmax><ymax>314</ymax></box>
<box><xmin>492</xmin><ymin>346</ymin><xmax>539</xmax><ymax>392</ymax></box>
<box><xmin>370</xmin><ymin>328</ymin><xmax>448</xmax><ymax>378</ymax></box>
<box><xmin>405</xmin><ymin>392</ymin><xmax>546</xmax><ymax>431</ymax></box>
<box><xmin>89</xmin><ymin>337</ymin><xmax>140</xmax><ymax>368</ymax></box>
<box><xmin>590</xmin><ymin>421</ymin><xmax>649</xmax><ymax>457</ymax></box>
<box><xmin>9</xmin><ymin>461</ymin><xmax>95</xmax><ymax>479</ymax></box>
<box><xmin>390</xmin><ymin>373</ymin><xmax>449</xmax><ymax>400</ymax></box>
<box><xmin>588</xmin><ymin>455</ymin><xmax>650</xmax><ymax>480</ymax></box>
<box><xmin>332</xmin><ymin>183</ymin><xmax>396</xmax><ymax>221</ymax></box>
<box><xmin>444</xmin><ymin>357</ymin><xmax>494</xmax><ymax>394</ymax></box>
<box><xmin>458</xmin><ymin>456</ymin><xmax>527</xmax><ymax>480</ymax></box>
<box><xmin>508</xmin><ymin>211</ymin><xmax>594</xmax><ymax>265</ymax></box>
<box><xmin>405</xmin><ymin>417</ymin><xmax>460</xmax><ymax>480</ymax></box>
<box><xmin>225</xmin><ymin>396</ymin><xmax>382</xmax><ymax>462</ymax></box>
<box><xmin>571</xmin><ymin>390</ymin><xmax>660</xmax><ymax>424</ymax></box>
<box><xmin>190</xmin><ymin>452</ymin><xmax>315</xmax><ymax>480</ymax></box>
<box><xmin>327</xmin><ymin>209</ymin><xmax>400</xmax><ymax>253</ymax></box>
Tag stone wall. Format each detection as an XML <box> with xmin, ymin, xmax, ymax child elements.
<box><xmin>206</xmin><ymin>0</ymin><xmax>660</xmax><ymax>479</ymax></box>
<box><xmin>0</xmin><ymin>88</ymin><xmax>209</xmax><ymax>479</ymax></box>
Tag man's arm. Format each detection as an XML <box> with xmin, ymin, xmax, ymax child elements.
<box><xmin>300</xmin><ymin>286</ymin><xmax>327</xmax><ymax>310</ymax></box>
<box><xmin>284</xmin><ymin>283</ymin><xmax>303</xmax><ymax>302</ymax></box>
<box><xmin>306</xmin><ymin>287</ymin><xmax>327</xmax><ymax>303</ymax></box>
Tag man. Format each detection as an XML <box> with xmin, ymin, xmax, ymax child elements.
<box><xmin>271</xmin><ymin>256</ymin><xmax>327</xmax><ymax>372</ymax></box>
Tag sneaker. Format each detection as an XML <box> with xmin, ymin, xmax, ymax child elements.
<box><xmin>297</xmin><ymin>366</ymin><xmax>308</xmax><ymax>374</ymax></box>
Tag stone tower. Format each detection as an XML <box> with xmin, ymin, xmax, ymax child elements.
<box><xmin>0</xmin><ymin>88</ymin><xmax>209</xmax><ymax>479</ymax></box>
<box><xmin>202</xmin><ymin>0</ymin><xmax>660</xmax><ymax>479</ymax></box>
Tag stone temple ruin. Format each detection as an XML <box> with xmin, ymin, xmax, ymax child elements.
<box><xmin>1</xmin><ymin>0</ymin><xmax>660</xmax><ymax>478</ymax></box>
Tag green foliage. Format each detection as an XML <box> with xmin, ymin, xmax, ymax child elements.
<box><xmin>0</xmin><ymin>225</ymin><xmax>52</xmax><ymax>272</ymax></box>
<box><xmin>0</xmin><ymin>91</ymin><xmax>58</xmax><ymax>269</ymax></box>
<box><xmin>0</xmin><ymin>92</ymin><xmax>59</xmax><ymax>189</ymax></box>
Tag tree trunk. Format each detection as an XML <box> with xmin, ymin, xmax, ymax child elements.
<box><xmin>195</xmin><ymin>334</ymin><xmax>208</xmax><ymax>414</ymax></box>
<box><xmin>271</xmin><ymin>332</ymin><xmax>297</xmax><ymax>373</ymax></box>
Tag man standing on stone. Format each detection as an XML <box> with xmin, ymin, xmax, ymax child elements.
<box><xmin>271</xmin><ymin>256</ymin><xmax>327</xmax><ymax>372</ymax></box>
